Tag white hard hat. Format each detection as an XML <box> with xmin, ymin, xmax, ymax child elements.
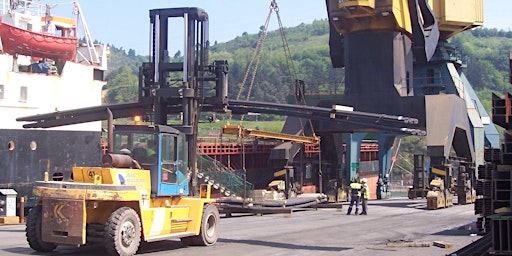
<box><xmin>361</xmin><ymin>178</ymin><xmax>367</xmax><ymax>183</ymax></box>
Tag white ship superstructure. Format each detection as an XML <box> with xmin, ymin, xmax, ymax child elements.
<box><xmin>0</xmin><ymin>0</ymin><xmax>107</xmax><ymax>206</ymax></box>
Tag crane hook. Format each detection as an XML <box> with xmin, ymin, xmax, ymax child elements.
<box><xmin>270</xmin><ymin>0</ymin><xmax>279</xmax><ymax>12</ymax></box>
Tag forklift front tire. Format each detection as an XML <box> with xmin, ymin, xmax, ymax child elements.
<box><xmin>104</xmin><ymin>207</ymin><xmax>142</xmax><ymax>256</ymax></box>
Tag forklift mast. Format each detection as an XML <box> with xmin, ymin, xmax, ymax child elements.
<box><xmin>139</xmin><ymin>7</ymin><xmax>229</xmax><ymax>194</ymax></box>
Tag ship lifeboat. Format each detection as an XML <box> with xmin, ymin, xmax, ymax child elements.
<box><xmin>0</xmin><ymin>16</ymin><xmax>77</xmax><ymax>62</ymax></box>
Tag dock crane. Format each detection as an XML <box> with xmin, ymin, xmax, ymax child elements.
<box><xmin>323</xmin><ymin>0</ymin><xmax>499</xmax><ymax>208</ymax></box>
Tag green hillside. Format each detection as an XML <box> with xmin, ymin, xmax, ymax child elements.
<box><xmin>104</xmin><ymin>21</ymin><xmax>511</xmax><ymax>112</ymax></box>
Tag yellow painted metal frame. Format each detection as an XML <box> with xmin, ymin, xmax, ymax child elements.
<box><xmin>329</xmin><ymin>0</ymin><xmax>483</xmax><ymax>39</ymax></box>
<box><xmin>431</xmin><ymin>167</ymin><xmax>446</xmax><ymax>176</ymax></box>
<box><xmin>33</xmin><ymin>167</ymin><xmax>216</xmax><ymax>245</ymax></box>
<box><xmin>274</xmin><ymin>169</ymin><xmax>287</xmax><ymax>177</ymax></box>
<box><xmin>328</xmin><ymin>0</ymin><xmax>412</xmax><ymax>35</ymax></box>
<box><xmin>428</xmin><ymin>0</ymin><xmax>483</xmax><ymax>39</ymax></box>
<box><xmin>222</xmin><ymin>124</ymin><xmax>320</xmax><ymax>144</ymax></box>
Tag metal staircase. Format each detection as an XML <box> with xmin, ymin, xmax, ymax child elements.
<box><xmin>197</xmin><ymin>154</ymin><xmax>254</xmax><ymax>198</ymax></box>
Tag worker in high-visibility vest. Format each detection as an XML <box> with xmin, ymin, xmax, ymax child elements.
<box><xmin>347</xmin><ymin>179</ymin><xmax>362</xmax><ymax>215</ymax></box>
<box><xmin>360</xmin><ymin>178</ymin><xmax>369</xmax><ymax>215</ymax></box>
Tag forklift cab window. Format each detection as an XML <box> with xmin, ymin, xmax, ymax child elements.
<box><xmin>161</xmin><ymin>134</ymin><xmax>178</xmax><ymax>183</ymax></box>
<box><xmin>113</xmin><ymin>132</ymin><xmax>158</xmax><ymax>165</ymax></box>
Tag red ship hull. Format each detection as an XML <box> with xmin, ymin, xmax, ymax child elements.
<box><xmin>0</xmin><ymin>19</ymin><xmax>77</xmax><ymax>62</ymax></box>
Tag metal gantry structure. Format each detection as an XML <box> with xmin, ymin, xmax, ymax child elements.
<box><xmin>321</xmin><ymin>0</ymin><xmax>500</xmax><ymax>205</ymax></box>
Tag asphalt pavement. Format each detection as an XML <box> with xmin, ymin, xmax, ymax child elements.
<box><xmin>0</xmin><ymin>198</ymin><xmax>484</xmax><ymax>256</ymax></box>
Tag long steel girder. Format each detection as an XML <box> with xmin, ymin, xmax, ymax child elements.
<box><xmin>228</xmin><ymin>99</ymin><xmax>424</xmax><ymax>136</ymax></box>
<box><xmin>17</xmin><ymin>102</ymin><xmax>146</xmax><ymax>128</ymax></box>
<box><xmin>17</xmin><ymin>99</ymin><xmax>425</xmax><ymax>136</ymax></box>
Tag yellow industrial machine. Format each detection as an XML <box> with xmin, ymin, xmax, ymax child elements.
<box><xmin>22</xmin><ymin>7</ymin><xmax>226</xmax><ymax>256</ymax></box>
<box><xmin>25</xmin><ymin>125</ymin><xmax>219</xmax><ymax>256</ymax></box>
<box><xmin>426</xmin><ymin>167</ymin><xmax>454</xmax><ymax>209</ymax></box>
<box><xmin>27</xmin><ymin>139</ymin><xmax>219</xmax><ymax>255</ymax></box>
<box><xmin>426</xmin><ymin>177</ymin><xmax>452</xmax><ymax>209</ymax></box>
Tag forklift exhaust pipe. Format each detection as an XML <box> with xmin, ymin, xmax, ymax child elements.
<box><xmin>107</xmin><ymin>108</ymin><xmax>114</xmax><ymax>154</ymax></box>
<box><xmin>102</xmin><ymin>154</ymin><xmax>134</xmax><ymax>168</ymax></box>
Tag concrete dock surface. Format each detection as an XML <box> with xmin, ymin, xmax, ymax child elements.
<box><xmin>0</xmin><ymin>197</ymin><xmax>483</xmax><ymax>255</ymax></box>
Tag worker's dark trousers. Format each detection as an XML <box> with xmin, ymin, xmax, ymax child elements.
<box><xmin>360</xmin><ymin>197</ymin><xmax>368</xmax><ymax>215</ymax></box>
<box><xmin>347</xmin><ymin>194</ymin><xmax>360</xmax><ymax>215</ymax></box>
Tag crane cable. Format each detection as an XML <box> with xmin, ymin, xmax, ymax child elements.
<box><xmin>274</xmin><ymin>2</ymin><xmax>316</xmax><ymax>138</ymax></box>
<box><xmin>232</xmin><ymin>0</ymin><xmax>318</xmax><ymax>140</ymax></box>
<box><xmin>233</xmin><ymin>1</ymin><xmax>275</xmax><ymax>121</ymax></box>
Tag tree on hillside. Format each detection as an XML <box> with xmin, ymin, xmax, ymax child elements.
<box><xmin>105</xmin><ymin>66</ymin><xmax>138</xmax><ymax>104</ymax></box>
<box><xmin>104</xmin><ymin>45</ymin><xmax>145</xmax><ymax>79</ymax></box>
<box><xmin>128</xmin><ymin>49</ymin><xmax>136</xmax><ymax>58</ymax></box>
<box><xmin>450</xmin><ymin>30</ymin><xmax>512</xmax><ymax>91</ymax></box>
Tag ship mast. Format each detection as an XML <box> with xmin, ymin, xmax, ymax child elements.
<box><xmin>73</xmin><ymin>2</ymin><xmax>100</xmax><ymax>65</ymax></box>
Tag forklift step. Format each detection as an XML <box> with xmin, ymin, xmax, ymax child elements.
<box><xmin>146</xmin><ymin>231</ymin><xmax>196</xmax><ymax>243</ymax></box>
<box><xmin>165</xmin><ymin>205</ymin><xmax>188</xmax><ymax>208</ymax></box>
<box><xmin>171</xmin><ymin>218</ymin><xmax>192</xmax><ymax>223</ymax></box>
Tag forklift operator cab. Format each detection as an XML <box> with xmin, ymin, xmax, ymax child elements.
<box><xmin>113</xmin><ymin>124</ymin><xmax>190</xmax><ymax>196</ymax></box>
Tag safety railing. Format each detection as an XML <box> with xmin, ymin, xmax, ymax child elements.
<box><xmin>197</xmin><ymin>154</ymin><xmax>254</xmax><ymax>198</ymax></box>
<box><xmin>1</xmin><ymin>0</ymin><xmax>45</xmax><ymax>16</ymax></box>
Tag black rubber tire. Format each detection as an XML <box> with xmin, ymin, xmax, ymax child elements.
<box><xmin>104</xmin><ymin>207</ymin><xmax>142</xmax><ymax>256</ymax></box>
<box><xmin>25</xmin><ymin>205</ymin><xmax>57</xmax><ymax>252</ymax></box>
<box><xmin>181</xmin><ymin>204</ymin><xmax>219</xmax><ymax>246</ymax></box>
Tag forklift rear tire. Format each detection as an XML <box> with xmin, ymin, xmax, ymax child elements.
<box><xmin>104</xmin><ymin>207</ymin><xmax>142</xmax><ymax>256</ymax></box>
<box><xmin>181</xmin><ymin>204</ymin><xmax>219</xmax><ymax>246</ymax></box>
<box><xmin>26</xmin><ymin>205</ymin><xmax>57</xmax><ymax>252</ymax></box>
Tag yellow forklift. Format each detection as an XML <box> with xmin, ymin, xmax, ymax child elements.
<box><xmin>20</xmin><ymin>7</ymin><xmax>229</xmax><ymax>256</ymax></box>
